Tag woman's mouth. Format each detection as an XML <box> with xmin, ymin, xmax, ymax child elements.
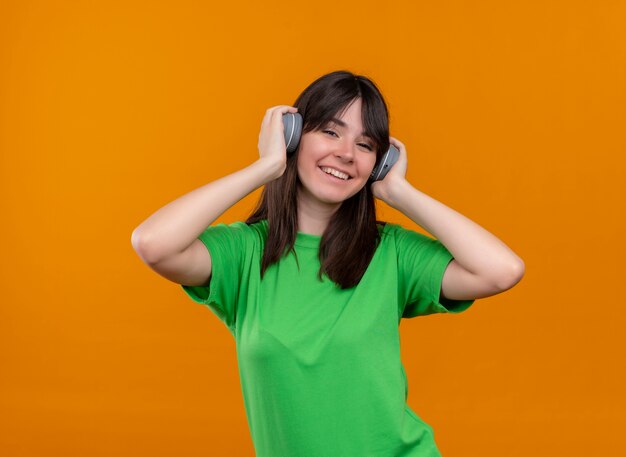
<box><xmin>319</xmin><ymin>166</ymin><xmax>351</xmax><ymax>181</ymax></box>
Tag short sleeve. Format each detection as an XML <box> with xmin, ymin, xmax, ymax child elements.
<box><xmin>394</xmin><ymin>225</ymin><xmax>475</xmax><ymax>318</ymax></box>
<box><xmin>180</xmin><ymin>221</ymin><xmax>250</xmax><ymax>333</ymax></box>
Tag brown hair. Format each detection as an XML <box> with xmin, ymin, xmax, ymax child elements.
<box><xmin>246</xmin><ymin>70</ymin><xmax>390</xmax><ymax>289</ymax></box>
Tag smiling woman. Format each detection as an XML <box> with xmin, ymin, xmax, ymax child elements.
<box><xmin>294</xmin><ymin>98</ymin><xmax>378</xmax><ymax>224</ymax></box>
<box><xmin>132</xmin><ymin>70</ymin><xmax>522</xmax><ymax>457</ymax></box>
<box><xmin>246</xmin><ymin>76</ymin><xmax>390</xmax><ymax>288</ymax></box>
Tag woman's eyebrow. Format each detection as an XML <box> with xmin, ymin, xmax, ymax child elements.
<box><xmin>329</xmin><ymin>117</ymin><xmax>369</xmax><ymax>137</ymax></box>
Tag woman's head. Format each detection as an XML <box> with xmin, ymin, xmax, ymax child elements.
<box><xmin>291</xmin><ymin>71</ymin><xmax>390</xmax><ymax>206</ymax></box>
<box><xmin>296</xmin><ymin>97</ymin><xmax>378</xmax><ymax>209</ymax></box>
<box><xmin>264</xmin><ymin>71</ymin><xmax>391</xmax><ymax>216</ymax></box>
<box><xmin>293</xmin><ymin>70</ymin><xmax>390</xmax><ymax>166</ymax></box>
<box><xmin>247</xmin><ymin>70</ymin><xmax>390</xmax><ymax>288</ymax></box>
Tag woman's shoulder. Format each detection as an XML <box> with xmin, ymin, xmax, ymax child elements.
<box><xmin>210</xmin><ymin>219</ymin><xmax>268</xmax><ymax>243</ymax></box>
<box><xmin>247</xmin><ymin>219</ymin><xmax>269</xmax><ymax>238</ymax></box>
<box><xmin>220</xmin><ymin>219</ymin><xmax>267</xmax><ymax>230</ymax></box>
<box><xmin>376</xmin><ymin>220</ymin><xmax>402</xmax><ymax>237</ymax></box>
<box><xmin>376</xmin><ymin>221</ymin><xmax>434</xmax><ymax>245</ymax></box>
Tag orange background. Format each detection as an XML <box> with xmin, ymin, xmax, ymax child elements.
<box><xmin>1</xmin><ymin>1</ymin><xmax>624</xmax><ymax>456</ymax></box>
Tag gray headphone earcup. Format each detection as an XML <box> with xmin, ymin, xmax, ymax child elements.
<box><xmin>369</xmin><ymin>144</ymin><xmax>400</xmax><ymax>181</ymax></box>
<box><xmin>283</xmin><ymin>112</ymin><xmax>303</xmax><ymax>154</ymax></box>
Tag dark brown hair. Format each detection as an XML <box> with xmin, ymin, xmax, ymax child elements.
<box><xmin>246</xmin><ymin>70</ymin><xmax>390</xmax><ymax>289</ymax></box>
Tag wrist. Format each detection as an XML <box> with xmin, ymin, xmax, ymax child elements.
<box><xmin>254</xmin><ymin>158</ymin><xmax>286</xmax><ymax>184</ymax></box>
<box><xmin>382</xmin><ymin>176</ymin><xmax>411</xmax><ymax>209</ymax></box>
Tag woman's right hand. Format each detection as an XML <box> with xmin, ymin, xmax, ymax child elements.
<box><xmin>257</xmin><ymin>105</ymin><xmax>299</xmax><ymax>181</ymax></box>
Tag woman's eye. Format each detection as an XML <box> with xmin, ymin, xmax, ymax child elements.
<box><xmin>323</xmin><ymin>130</ymin><xmax>373</xmax><ymax>151</ymax></box>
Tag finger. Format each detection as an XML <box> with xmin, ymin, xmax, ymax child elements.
<box><xmin>271</xmin><ymin>105</ymin><xmax>298</xmax><ymax>127</ymax></box>
<box><xmin>272</xmin><ymin>105</ymin><xmax>298</xmax><ymax>118</ymax></box>
<box><xmin>270</xmin><ymin>105</ymin><xmax>298</xmax><ymax>114</ymax></box>
<box><xmin>389</xmin><ymin>136</ymin><xmax>404</xmax><ymax>148</ymax></box>
<box><xmin>263</xmin><ymin>106</ymin><xmax>295</xmax><ymax>127</ymax></box>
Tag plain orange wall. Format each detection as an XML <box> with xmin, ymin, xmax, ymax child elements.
<box><xmin>1</xmin><ymin>1</ymin><xmax>624</xmax><ymax>456</ymax></box>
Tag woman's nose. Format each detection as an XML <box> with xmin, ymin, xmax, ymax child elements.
<box><xmin>334</xmin><ymin>141</ymin><xmax>354</xmax><ymax>161</ymax></box>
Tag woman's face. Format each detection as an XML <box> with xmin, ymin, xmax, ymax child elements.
<box><xmin>296</xmin><ymin>98</ymin><xmax>377</xmax><ymax>210</ymax></box>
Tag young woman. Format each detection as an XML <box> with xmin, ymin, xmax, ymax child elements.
<box><xmin>131</xmin><ymin>70</ymin><xmax>524</xmax><ymax>456</ymax></box>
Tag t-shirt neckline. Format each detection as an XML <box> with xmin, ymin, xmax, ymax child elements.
<box><xmin>294</xmin><ymin>231</ymin><xmax>321</xmax><ymax>248</ymax></box>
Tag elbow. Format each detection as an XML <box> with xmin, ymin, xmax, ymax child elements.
<box><xmin>131</xmin><ymin>228</ymin><xmax>142</xmax><ymax>252</ymax></box>
<box><xmin>131</xmin><ymin>229</ymin><xmax>160</xmax><ymax>264</ymax></box>
<box><xmin>495</xmin><ymin>260</ymin><xmax>525</xmax><ymax>291</ymax></box>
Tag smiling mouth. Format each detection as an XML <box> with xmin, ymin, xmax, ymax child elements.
<box><xmin>318</xmin><ymin>166</ymin><xmax>352</xmax><ymax>180</ymax></box>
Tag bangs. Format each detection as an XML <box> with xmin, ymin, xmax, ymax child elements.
<box><xmin>294</xmin><ymin>71</ymin><xmax>390</xmax><ymax>159</ymax></box>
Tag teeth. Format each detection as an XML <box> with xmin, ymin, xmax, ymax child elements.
<box><xmin>320</xmin><ymin>167</ymin><xmax>350</xmax><ymax>180</ymax></box>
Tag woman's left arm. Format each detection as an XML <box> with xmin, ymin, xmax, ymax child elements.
<box><xmin>371</xmin><ymin>137</ymin><xmax>525</xmax><ymax>300</ymax></box>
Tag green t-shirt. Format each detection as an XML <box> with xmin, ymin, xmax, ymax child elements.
<box><xmin>181</xmin><ymin>219</ymin><xmax>474</xmax><ymax>457</ymax></box>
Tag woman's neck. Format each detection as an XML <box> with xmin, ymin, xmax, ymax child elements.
<box><xmin>296</xmin><ymin>194</ymin><xmax>340</xmax><ymax>236</ymax></box>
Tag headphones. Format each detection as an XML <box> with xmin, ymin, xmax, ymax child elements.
<box><xmin>282</xmin><ymin>112</ymin><xmax>399</xmax><ymax>182</ymax></box>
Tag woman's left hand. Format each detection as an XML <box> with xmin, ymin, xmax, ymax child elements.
<box><xmin>371</xmin><ymin>136</ymin><xmax>408</xmax><ymax>207</ymax></box>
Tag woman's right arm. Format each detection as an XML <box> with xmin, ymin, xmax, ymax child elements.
<box><xmin>131</xmin><ymin>105</ymin><xmax>297</xmax><ymax>284</ymax></box>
